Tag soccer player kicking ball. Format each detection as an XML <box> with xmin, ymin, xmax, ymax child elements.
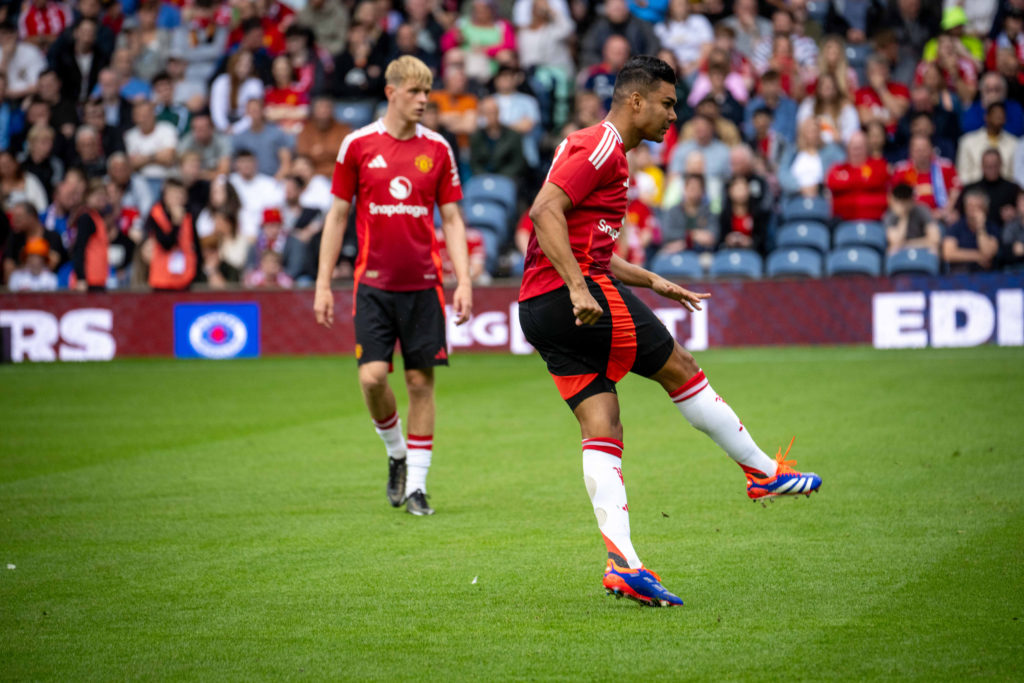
<box><xmin>314</xmin><ymin>56</ymin><xmax>472</xmax><ymax>516</ymax></box>
<box><xmin>519</xmin><ymin>56</ymin><xmax>822</xmax><ymax>606</ymax></box>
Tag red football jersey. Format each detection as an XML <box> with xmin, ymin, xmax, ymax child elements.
<box><xmin>18</xmin><ymin>1</ymin><xmax>71</xmax><ymax>40</ymax></box>
<box><xmin>891</xmin><ymin>158</ymin><xmax>960</xmax><ymax>210</ymax></box>
<box><xmin>519</xmin><ymin>121</ymin><xmax>628</xmax><ymax>301</ymax></box>
<box><xmin>332</xmin><ymin>120</ymin><xmax>462</xmax><ymax>291</ymax></box>
<box><xmin>854</xmin><ymin>83</ymin><xmax>910</xmax><ymax>134</ymax></box>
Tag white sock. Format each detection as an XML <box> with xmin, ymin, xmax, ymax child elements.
<box><xmin>669</xmin><ymin>370</ymin><xmax>778</xmax><ymax>478</ymax></box>
<box><xmin>373</xmin><ymin>412</ymin><xmax>406</xmax><ymax>459</ymax></box>
<box><xmin>582</xmin><ymin>438</ymin><xmax>642</xmax><ymax>569</ymax></box>
<box><xmin>405</xmin><ymin>433</ymin><xmax>432</xmax><ymax>495</ymax></box>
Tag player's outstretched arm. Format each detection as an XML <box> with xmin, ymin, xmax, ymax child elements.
<box><xmin>313</xmin><ymin>196</ymin><xmax>352</xmax><ymax>328</ymax></box>
<box><xmin>609</xmin><ymin>253</ymin><xmax>710</xmax><ymax>312</ymax></box>
<box><xmin>530</xmin><ymin>183</ymin><xmax>603</xmax><ymax>326</ymax></box>
<box><xmin>439</xmin><ymin>201</ymin><xmax>473</xmax><ymax>326</ymax></box>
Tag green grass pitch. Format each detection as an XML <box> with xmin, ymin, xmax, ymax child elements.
<box><xmin>2</xmin><ymin>346</ymin><xmax>1023</xmax><ymax>680</ymax></box>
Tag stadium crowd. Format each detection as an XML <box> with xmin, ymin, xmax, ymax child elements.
<box><xmin>3</xmin><ymin>0</ymin><xmax>1024</xmax><ymax>292</ymax></box>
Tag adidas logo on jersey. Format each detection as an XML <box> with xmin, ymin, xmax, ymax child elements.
<box><xmin>368</xmin><ymin>155</ymin><xmax>388</xmax><ymax>168</ymax></box>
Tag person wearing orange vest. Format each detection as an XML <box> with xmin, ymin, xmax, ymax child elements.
<box><xmin>71</xmin><ymin>180</ymin><xmax>110</xmax><ymax>291</ymax></box>
<box><xmin>147</xmin><ymin>178</ymin><xmax>197</xmax><ymax>291</ymax></box>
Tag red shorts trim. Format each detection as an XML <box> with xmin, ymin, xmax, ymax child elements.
<box><xmin>592</xmin><ymin>274</ymin><xmax>637</xmax><ymax>383</ymax></box>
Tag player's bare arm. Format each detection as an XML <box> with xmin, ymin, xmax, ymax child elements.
<box><xmin>438</xmin><ymin>202</ymin><xmax>473</xmax><ymax>325</ymax></box>
<box><xmin>529</xmin><ymin>182</ymin><xmax>604</xmax><ymax>326</ymax></box>
<box><xmin>609</xmin><ymin>254</ymin><xmax>710</xmax><ymax>312</ymax></box>
<box><xmin>313</xmin><ymin>196</ymin><xmax>351</xmax><ymax>328</ymax></box>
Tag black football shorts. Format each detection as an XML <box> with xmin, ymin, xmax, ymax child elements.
<box><xmin>518</xmin><ymin>274</ymin><xmax>675</xmax><ymax>410</ymax></box>
<box><xmin>354</xmin><ymin>284</ymin><xmax>449</xmax><ymax>369</ymax></box>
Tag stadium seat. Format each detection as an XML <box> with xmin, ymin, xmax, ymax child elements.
<box><xmin>776</xmin><ymin>221</ymin><xmax>830</xmax><ymax>254</ymax></box>
<box><xmin>835</xmin><ymin>220</ymin><xmax>887</xmax><ymax>254</ymax></box>
<box><xmin>885</xmin><ymin>248</ymin><xmax>940</xmax><ymax>276</ymax></box>
<box><xmin>463</xmin><ymin>174</ymin><xmax>518</xmax><ymax>215</ymax></box>
<box><xmin>334</xmin><ymin>100</ymin><xmax>377</xmax><ymax>129</ymax></box>
<box><xmin>650</xmin><ymin>251</ymin><xmax>704</xmax><ymax>279</ymax></box>
<box><xmin>805</xmin><ymin>0</ymin><xmax>829</xmax><ymax>23</ymax></box>
<box><xmin>709</xmin><ymin>248</ymin><xmax>763</xmax><ymax>279</ymax></box>
<box><xmin>464</xmin><ymin>200</ymin><xmax>508</xmax><ymax>236</ymax></box>
<box><xmin>827</xmin><ymin>247</ymin><xmax>882</xmax><ymax>277</ymax></box>
<box><xmin>767</xmin><ymin>247</ymin><xmax>824</xmax><ymax>278</ymax></box>
<box><xmin>846</xmin><ymin>44</ymin><xmax>872</xmax><ymax>83</ymax></box>
<box><xmin>477</xmin><ymin>227</ymin><xmax>502</xmax><ymax>273</ymax></box>
<box><xmin>781</xmin><ymin>195</ymin><xmax>831</xmax><ymax>223</ymax></box>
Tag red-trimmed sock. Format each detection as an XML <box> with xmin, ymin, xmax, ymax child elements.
<box><xmin>373</xmin><ymin>411</ymin><xmax>406</xmax><ymax>460</ymax></box>
<box><xmin>405</xmin><ymin>433</ymin><xmax>433</xmax><ymax>495</ymax></box>
<box><xmin>582</xmin><ymin>438</ymin><xmax>642</xmax><ymax>569</ymax></box>
<box><xmin>668</xmin><ymin>370</ymin><xmax>778</xmax><ymax>478</ymax></box>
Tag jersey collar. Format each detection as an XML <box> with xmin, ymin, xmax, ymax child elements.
<box><xmin>601</xmin><ymin>120</ymin><xmax>623</xmax><ymax>145</ymax></box>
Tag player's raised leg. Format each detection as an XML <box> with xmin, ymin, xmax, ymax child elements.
<box><xmin>403</xmin><ymin>367</ymin><xmax>435</xmax><ymax>515</ymax></box>
<box><xmin>359</xmin><ymin>361</ymin><xmax>408</xmax><ymax>506</ymax></box>
<box><xmin>575</xmin><ymin>392</ymin><xmax>683</xmax><ymax>607</ymax></box>
<box><xmin>652</xmin><ymin>343</ymin><xmax>822</xmax><ymax>500</ymax></box>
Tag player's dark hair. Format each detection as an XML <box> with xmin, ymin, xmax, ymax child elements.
<box><xmin>612</xmin><ymin>56</ymin><xmax>676</xmax><ymax>105</ymax></box>
<box><xmin>982</xmin><ymin>147</ymin><xmax>1003</xmax><ymax>162</ymax></box>
<box><xmin>986</xmin><ymin>101</ymin><xmax>1007</xmax><ymax>116</ymax></box>
<box><xmin>892</xmin><ymin>183</ymin><xmax>914</xmax><ymax>201</ymax></box>
<box><xmin>240</xmin><ymin>17</ymin><xmax>262</xmax><ymax>33</ymax></box>
<box><xmin>683</xmin><ymin>172</ymin><xmax>705</xmax><ymax>189</ymax></box>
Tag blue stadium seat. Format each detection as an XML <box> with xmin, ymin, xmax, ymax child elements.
<box><xmin>846</xmin><ymin>44</ymin><xmax>873</xmax><ymax>84</ymax></box>
<box><xmin>334</xmin><ymin>100</ymin><xmax>377</xmax><ymax>129</ymax></box>
<box><xmin>464</xmin><ymin>200</ymin><xmax>508</xmax><ymax>236</ymax></box>
<box><xmin>709</xmin><ymin>249</ymin><xmax>763</xmax><ymax>279</ymax></box>
<box><xmin>886</xmin><ymin>248</ymin><xmax>940</xmax><ymax>276</ymax></box>
<box><xmin>827</xmin><ymin>247</ymin><xmax>882</xmax><ymax>277</ymax></box>
<box><xmin>476</xmin><ymin>227</ymin><xmax>502</xmax><ymax>273</ymax></box>
<box><xmin>781</xmin><ymin>195</ymin><xmax>831</xmax><ymax>223</ymax></box>
<box><xmin>835</xmin><ymin>220</ymin><xmax>887</xmax><ymax>254</ymax></box>
<box><xmin>650</xmin><ymin>251</ymin><xmax>704</xmax><ymax>279</ymax></box>
<box><xmin>767</xmin><ymin>247</ymin><xmax>824</xmax><ymax>278</ymax></box>
<box><xmin>463</xmin><ymin>174</ymin><xmax>517</xmax><ymax>215</ymax></box>
<box><xmin>805</xmin><ymin>0</ymin><xmax>829</xmax><ymax>23</ymax></box>
<box><xmin>776</xmin><ymin>221</ymin><xmax>830</xmax><ymax>254</ymax></box>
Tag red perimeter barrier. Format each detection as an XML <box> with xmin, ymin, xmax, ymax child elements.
<box><xmin>1</xmin><ymin>272</ymin><xmax>1022</xmax><ymax>362</ymax></box>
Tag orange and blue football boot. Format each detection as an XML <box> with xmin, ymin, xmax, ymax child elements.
<box><xmin>745</xmin><ymin>437</ymin><xmax>822</xmax><ymax>500</ymax></box>
<box><xmin>602</xmin><ymin>560</ymin><xmax>684</xmax><ymax>607</ymax></box>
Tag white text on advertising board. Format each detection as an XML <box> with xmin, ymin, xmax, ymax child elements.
<box><xmin>0</xmin><ymin>309</ymin><xmax>116</xmax><ymax>362</ymax></box>
<box><xmin>445</xmin><ymin>303</ymin><xmax>708</xmax><ymax>353</ymax></box>
<box><xmin>872</xmin><ymin>289</ymin><xmax>1023</xmax><ymax>348</ymax></box>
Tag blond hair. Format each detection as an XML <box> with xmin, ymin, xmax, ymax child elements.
<box><xmin>385</xmin><ymin>55</ymin><xmax>433</xmax><ymax>89</ymax></box>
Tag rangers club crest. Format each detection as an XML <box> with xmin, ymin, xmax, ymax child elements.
<box><xmin>414</xmin><ymin>154</ymin><xmax>434</xmax><ymax>173</ymax></box>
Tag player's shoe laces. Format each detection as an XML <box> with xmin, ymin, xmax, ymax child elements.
<box><xmin>405</xmin><ymin>489</ymin><xmax>434</xmax><ymax>516</ymax></box>
<box><xmin>387</xmin><ymin>457</ymin><xmax>406</xmax><ymax>507</ymax></box>
<box><xmin>602</xmin><ymin>560</ymin><xmax>684</xmax><ymax>607</ymax></box>
<box><xmin>745</xmin><ymin>437</ymin><xmax>821</xmax><ymax>500</ymax></box>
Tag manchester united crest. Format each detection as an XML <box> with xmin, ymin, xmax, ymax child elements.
<box><xmin>414</xmin><ymin>154</ymin><xmax>434</xmax><ymax>173</ymax></box>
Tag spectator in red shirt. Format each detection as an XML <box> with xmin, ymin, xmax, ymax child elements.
<box><xmin>719</xmin><ymin>174</ymin><xmax>769</xmax><ymax>253</ymax></box>
<box><xmin>891</xmin><ymin>133</ymin><xmax>962</xmax><ymax>223</ymax></box>
<box><xmin>855</xmin><ymin>56</ymin><xmax>910</xmax><ymax>136</ymax></box>
<box><xmin>826</xmin><ymin>131</ymin><xmax>890</xmax><ymax>221</ymax></box>
<box><xmin>985</xmin><ymin>7</ymin><xmax>1024</xmax><ymax>72</ymax></box>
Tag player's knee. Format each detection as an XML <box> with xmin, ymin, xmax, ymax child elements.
<box><xmin>405</xmin><ymin>370</ymin><xmax>435</xmax><ymax>399</ymax></box>
<box><xmin>654</xmin><ymin>343</ymin><xmax>701</xmax><ymax>390</ymax></box>
<box><xmin>358</xmin><ymin>365</ymin><xmax>389</xmax><ymax>394</ymax></box>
